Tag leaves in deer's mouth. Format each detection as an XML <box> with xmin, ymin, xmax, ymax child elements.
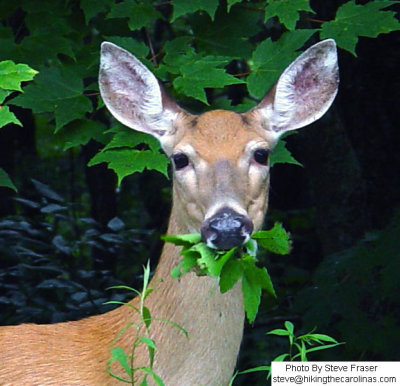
<box><xmin>164</xmin><ymin>222</ymin><xmax>290</xmax><ymax>324</ymax></box>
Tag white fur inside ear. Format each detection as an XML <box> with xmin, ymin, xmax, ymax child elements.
<box><xmin>265</xmin><ymin>39</ymin><xmax>339</xmax><ymax>136</ymax></box>
<box><xmin>99</xmin><ymin>42</ymin><xmax>178</xmax><ymax>139</ymax></box>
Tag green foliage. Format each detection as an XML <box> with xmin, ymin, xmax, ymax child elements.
<box><xmin>0</xmin><ymin>168</ymin><xmax>17</xmax><ymax>192</ymax></box>
<box><xmin>229</xmin><ymin>321</ymin><xmax>342</xmax><ymax>384</ymax></box>
<box><xmin>12</xmin><ymin>67</ymin><xmax>92</xmax><ymax>131</ymax></box>
<box><xmin>264</xmin><ymin>0</ymin><xmax>314</xmax><ymax>31</ymax></box>
<box><xmin>294</xmin><ymin>210</ymin><xmax>400</xmax><ymax>359</ymax></box>
<box><xmin>320</xmin><ymin>1</ymin><xmax>400</xmax><ymax>56</ymax></box>
<box><xmin>1</xmin><ymin>0</ymin><xmax>398</xmax><ymax>185</ymax></box>
<box><xmin>247</xmin><ymin>29</ymin><xmax>317</xmax><ymax>98</ymax></box>
<box><xmin>266</xmin><ymin>321</ymin><xmax>343</xmax><ymax>363</ymax></box>
<box><xmin>270</xmin><ymin>136</ymin><xmax>303</xmax><ymax>168</ymax></box>
<box><xmin>106</xmin><ymin>262</ymin><xmax>186</xmax><ymax>385</ymax></box>
<box><xmin>0</xmin><ymin>60</ymin><xmax>38</xmax><ymax>190</ymax></box>
<box><xmin>0</xmin><ymin>180</ymin><xmax>151</xmax><ymax>325</ymax></box>
<box><xmin>171</xmin><ymin>0</ymin><xmax>219</xmax><ymax>21</ymax></box>
<box><xmin>164</xmin><ymin>222</ymin><xmax>291</xmax><ymax>323</ymax></box>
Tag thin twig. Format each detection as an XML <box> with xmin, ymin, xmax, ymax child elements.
<box><xmin>145</xmin><ymin>27</ymin><xmax>158</xmax><ymax>67</ymax></box>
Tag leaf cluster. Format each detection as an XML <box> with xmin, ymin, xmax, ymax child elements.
<box><xmin>106</xmin><ymin>262</ymin><xmax>186</xmax><ymax>385</ymax></box>
<box><xmin>163</xmin><ymin>222</ymin><xmax>291</xmax><ymax>323</ymax></box>
<box><xmin>0</xmin><ymin>179</ymin><xmax>150</xmax><ymax>325</ymax></box>
<box><xmin>1</xmin><ymin>0</ymin><xmax>398</xmax><ymax>189</ymax></box>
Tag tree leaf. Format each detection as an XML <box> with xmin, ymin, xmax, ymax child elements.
<box><xmin>171</xmin><ymin>0</ymin><xmax>219</xmax><ymax>21</ymax></box>
<box><xmin>104</xmin><ymin>125</ymin><xmax>161</xmax><ymax>153</ymax></box>
<box><xmin>320</xmin><ymin>1</ymin><xmax>400</xmax><ymax>56</ymax></box>
<box><xmin>219</xmin><ymin>258</ymin><xmax>243</xmax><ymax>293</ymax></box>
<box><xmin>162</xmin><ymin>233</ymin><xmax>202</xmax><ymax>247</ymax></box>
<box><xmin>247</xmin><ymin>29</ymin><xmax>317</xmax><ymax>98</ymax></box>
<box><xmin>11</xmin><ymin>67</ymin><xmax>92</xmax><ymax>131</ymax></box>
<box><xmin>242</xmin><ymin>272</ymin><xmax>261</xmax><ymax>324</ymax></box>
<box><xmin>227</xmin><ymin>0</ymin><xmax>242</xmax><ymax>12</ymax></box>
<box><xmin>0</xmin><ymin>106</ymin><xmax>21</xmax><ymax>128</ymax></box>
<box><xmin>107</xmin><ymin>0</ymin><xmax>161</xmax><ymax>31</ymax></box>
<box><xmin>191</xmin><ymin>6</ymin><xmax>262</xmax><ymax>57</ymax></box>
<box><xmin>252</xmin><ymin>222</ymin><xmax>292</xmax><ymax>255</ymax></box>
<box><xmin>264</xmin><ymin>0</ymin><xmax>314</xmax><ymax>31</ymax></box>
<box><xmin>80</xmin><ymin>0</ymin><xmax>110</xmax><ymax>23</ymax></box>
<box><xmin>88</xmin><ymin>148</ymin><xmax>169</xmax><ymax>186</ymax></box>
<box><xmin>173</xmin><ymin>57</ymin><xmax>243</xmax><ymax>104</ymax></box>
<box><xmin>0</xmin><ymin>60</ymin><xmax>38</xmax><ymax>92</ymax></box>
<box><xmin>271</xmin><ymin>137</ymin><xmax>302</xmax><ymax>167</ymax></box>
<box><xmin>58</xmin><ymin>120</ymin><xmax>108</xmax><ymax>151</ymax></box>
<box><xmin>0</xmin><ymin>168</ymin><xmax>17</xmax><ymax>192</ymax></box>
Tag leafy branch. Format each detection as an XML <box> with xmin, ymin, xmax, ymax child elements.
<box><xmin>163</xmin><ymin>222</ymin><xmax>291</xmax><ymax>324</ymax></box>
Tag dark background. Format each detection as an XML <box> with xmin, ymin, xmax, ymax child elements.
<box><xmin>0</xmin><ymin>1</ymin><xmax>399</xmax><ymax>384</ymax></box>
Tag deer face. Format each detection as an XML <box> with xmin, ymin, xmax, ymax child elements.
<box><xmin>99</xmin><ymin>40</ymin><xmax>339</xmax><ymax>249</ymax></box>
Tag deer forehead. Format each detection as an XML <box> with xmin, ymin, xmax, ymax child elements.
<box><xmin>176</xmin><ymin>110</ymin><xmax>267</xmax><ymax>163</ymax></box>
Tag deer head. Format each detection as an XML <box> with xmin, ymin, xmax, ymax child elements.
<box><xmin>99</xmin><ymin>40</ymin><xmax>339</xmax><ymax>250</ymax></box>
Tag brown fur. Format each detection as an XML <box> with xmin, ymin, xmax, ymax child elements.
<box><xmin>0</xmin><ymin>110</ymin><xmax>273</xmax><ymax>386</ymax></box>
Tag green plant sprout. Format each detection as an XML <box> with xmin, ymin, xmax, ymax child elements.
<box><xmin>229</xmin><ymin>321</ymin><xmax>344</xmax><ymax>384</ymax></box>
<box><xmin>163</xmin><ymin>222</ymin><xmax>291</xmax><ymax>324</ymax></box>
<box><xmin>105</xmin><ymin>261</ymin><xmax>187</xmax><ymax>385</ymax></box>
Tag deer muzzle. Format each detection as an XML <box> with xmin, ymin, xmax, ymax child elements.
<box><xmin>201</xmin><ymin>207</ymin><xmax>253</xmax><ymax>250</ymax></box>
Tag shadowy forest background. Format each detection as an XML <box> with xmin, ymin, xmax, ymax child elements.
<box><xmin>0</xmin><ymin>0</ymin><xmax>399</xmax><ymax>384</ymax></box>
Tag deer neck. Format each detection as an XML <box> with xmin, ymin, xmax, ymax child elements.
<box><xmin>140</xmin><ymin>204</ymin><xmax>245</xmax><ymax>385</ymax></box>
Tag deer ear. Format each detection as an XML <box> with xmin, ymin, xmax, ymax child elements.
<box><xmin>99</xmin><ymin>42</ymin><xmax>184</xmax><ymax>150</ymax></box>
<box><xmin>256</xmin><ymin>39</ymin><xmax>339</xmax><ymax>138</ymax></box>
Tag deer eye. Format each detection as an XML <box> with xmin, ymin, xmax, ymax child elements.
<box><xmin>253</xmin><ymin>148</ymin><xmax>270</xmax><ymax>165</ymax></box>
<box><xmin>172</xmin><ymin>153</ymin><xmax>189</xmax><ymax>170</ymax></box>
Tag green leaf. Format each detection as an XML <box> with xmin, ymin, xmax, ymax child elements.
<box><xmin>0</xmin><ymin>89</ymin><xmax>11</xmax><ymax>104</ymax></box>
<box><xmin>271</xmin><ymin>137</ymin><xmax>302</xmax><ymax>167</ymax></box>
<box><xmin>104</xmin><ymin>125</ymin><xmax>161</xmax><ymax>153</ymax></box>
<box><xmin>264</xmin><ymin>0</ymin><xmax>314</xmax><ymax>31</ymax></box>
<box><xmin>58</xmin><ymin>120</ymin><xmax>108</xmax><ymax>151</ymax></box>
<box><xmin>267</xmin><ymin>328</ymin><xmax>290</xmax><ymax>336</ymax></box>
<box><xmin>136</xmin><ymin>367</ymin><xmax>164</xmax><ymax>386</ymax></box>
<box><xmin>162</xmin><ymin>233</ymin><xmax>202</xmax><ymax>247</ymax></box>
<box><xmin>241</xmin><ymin>255</ymin><xmax>276</xmax><ymax>298</ymax></box>
<box><xmin>172</xmin><ymin>0</ymin><xmax>219</xmax><ymax>21</ymax></box>
<box><xmin>320</xmin><ymin>1</ymin><xmax>400</xmax><ymax>56</ymax></box>
<box><xmin>191</xmin><ymin>6</ymin><xmax>262</xmax><ymax>57</ymax></box>
<box><xmin>0</xmin><ymin>168</ymin><xmax>17</xmax><ymax>192</ymax></box>
<box><xmin>302</xmin><ymin>333</ymin><xmax>339</xmax><ymax>344</ymax></box>
<box><xmin>242</xmin><ymin>272</ymin><xmax>261</xmax><ymax>324</ymax></box>
<box><xmin>142</xmin><ymin>306</ymin><xmax>152</xmax><ymax>329</ymax></box>
<box><xmin>173</xmin><ymin>57</ymin><xmax>243</xmax><ymax>104</ymax></box>
<box><xmin>0</xmin><ymin>60</ymin><xmax>38</xmax><ymax>92</ymax></box>
<box><xmin>191</xmin><ymin>242</ymin><xmax>223</xmax><ymax>276</ymax></box>
<box><xmin>80</xmin><ymin>0</ymin><xmax>110</xmax><ymax>23</ymax></box>
<box><xmin>247</xmin><ymin>29</ymin><xmax>317</xmax><ymax>98</ymax></box>
<box><xmin>241</xmin><ymin>255</ymin><xmax>276</xmax><ymax>323</ymax></box>
<box><xmin>227</xmin><ymin>0</ymin><xmax>242</xmax><ymax>12</ymax></box>
<box><xmin>88</xmin><ymin>148</ymin><xmax>169</xmax><ymax>186</ymax></box>
<box><xmin>107</xmin><ymin>0</ymin><xmax>161</xmax><ymax>31</ymax></box>
<box><xmin>0</xmin><ymin>106</ymin><xmax>21</xmax><ymax>128</ymax></box>
<box><xmin>11</xmin><ymin>67</ymin><xmax>92</xmax><ymax>131</ymax></box>
<box><xmin>219</xmin><ymin>258</ymin><xmax>243</xmax><ymax>293</ymax></box>
<box><xmin>109</xmin><ymin>347</ymin><xmax>132</xmax><ymax>378</ymax></box>
<box><xmin>252</xmin><ymin>222</ymin><xmax>291</xmax><ymax>255</ymax></box>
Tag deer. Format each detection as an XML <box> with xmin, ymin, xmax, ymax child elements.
<box><xmin>0</xmin><ymin>39</ymin><xmax>338</xmax><ymax>385</ymax></box>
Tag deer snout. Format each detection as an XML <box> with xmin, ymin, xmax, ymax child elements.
<box><xmin>201</xmin><ymin>207</ymin><xmax>253</xmax><ymax>250</ymax></box>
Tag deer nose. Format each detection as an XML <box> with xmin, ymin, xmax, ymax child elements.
<box><xmin>201</xmin><ymin>207</ymin><xmax>253</xmax><ymax>250</ymax></box>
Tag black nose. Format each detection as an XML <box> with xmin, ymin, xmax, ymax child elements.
<box><xmin>201</xmin><ymin>207</ymin><xmax>253</xmax><ymax>250</ymax></box>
